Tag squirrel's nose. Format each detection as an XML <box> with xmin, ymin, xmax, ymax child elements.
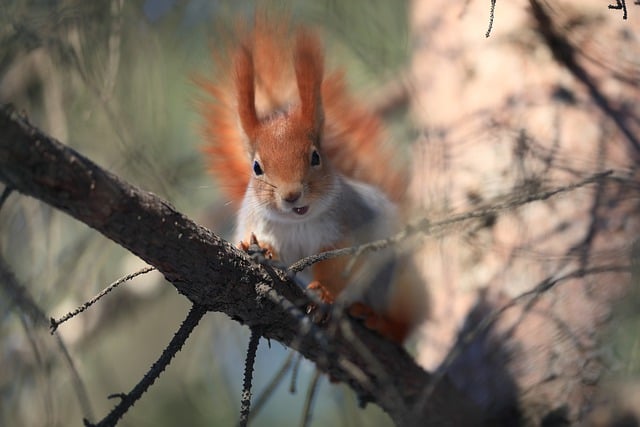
<box><xmin>283</xmin><ymin>191</ymin><xmax>302</xmax><ymax>203</ymax></box>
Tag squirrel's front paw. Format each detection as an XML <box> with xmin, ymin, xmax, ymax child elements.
<box><xmin>307</xmin><ymin>280</ymin><xmax>335</xmax><ymax>304</ymax></box>
<box><xmin>305</xmin><ymin>281</ymin><xmax>335</xmax><ymax>323</ymax></box>
<box><xmin>239</xmin><ymin>233</ymin><xmax>275</xmax><ymax>262</ymax></box>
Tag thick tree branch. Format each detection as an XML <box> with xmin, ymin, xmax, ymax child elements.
<box><xmin>0</xmin><ymin>105</ymin><xmax>482</xmax><ymax>426</ymax></box>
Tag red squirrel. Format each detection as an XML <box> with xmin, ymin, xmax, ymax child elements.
<box><xmin>197</xmin><ymin>15</ymin><xmax>426</xmax><ymax>343</ymax></box>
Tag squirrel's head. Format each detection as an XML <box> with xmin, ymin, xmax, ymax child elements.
<box><xmin>235</xmin><ymin>28</ymin><xmax>337</xmax><ymax>222</ymax></box>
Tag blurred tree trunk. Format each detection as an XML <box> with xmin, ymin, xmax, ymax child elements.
<box><xmin>408</xmin><ymin>0</ymin><xmax>640</xmax><ymax>424</ymax></box>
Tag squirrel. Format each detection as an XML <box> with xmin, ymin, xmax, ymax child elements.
<box><xmin>197</xmin><ymin>14</ymin><xmax>426</xmax><ymax>343</ymax></box>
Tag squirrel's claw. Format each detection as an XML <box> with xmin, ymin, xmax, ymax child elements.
<box><xmin>307</xmin><ymin>280</ymin><xmax>335</xmax><ymax>304</ymax></box>
<box><xmin>305</xmin><ymin>280</ymin><xmax>335</xmax><ymax>323</ymax></box>
<box><xmin>239</xmin><ymin>233</ymin><xmax>275</xmax><ymax>263</ymax></box>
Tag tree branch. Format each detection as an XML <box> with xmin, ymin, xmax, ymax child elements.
<box><xmin>86</xmin><ymin>304</ymin><xmax>208</xmax><ymax>427</ymax></box>
<box><xmin>0</xmin><ymin>104</ymin><xmax>483</xmax><ymax>426</ymax></box>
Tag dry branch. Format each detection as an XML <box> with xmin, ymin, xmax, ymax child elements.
<box><xmin>0</xmin><ymin>104</ymin><xmax>483</xmax><ymax>426</ymax></box>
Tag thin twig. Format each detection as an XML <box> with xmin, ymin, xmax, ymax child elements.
<box><xmin>84</xmin><ymin>304</ymin><xmax>207</xmax><ymax>427</ymax></box>
<box><xmin>608</xmin><ymin>0</ymin><xmax>628</xmax><ymax>19</ymax></box>
<box><xmin>288</xmin><ymin>170</ymin><xmax>613</xmax><ymax>273</ymax></box>
<box><xmin>299</xmin><ymin>370</ymin><xmax>321</xmax><ymax>427</ymax></box>
<box><xmin>290</xmin><ymin>352</ymin><xmax>303</xmax><ymax>394</ymax></box>
<box><xmin>239</xmin><ymin>328</ymin><xmax>261</xmax><ymax>427</ymax></box>
<box><xmin>486</xmin><ymin>0</ymin><xmax>497</xmax><ymax>38</ymax></box>
<box><xmin>247</xmin><ymin>351</ymin><xmax>295</xmax><ymax>423</ymax></box>
<box><xmin>50</xmin><ymin>266</ymin><xmax>155</xmax><ymax>333</ymax></box>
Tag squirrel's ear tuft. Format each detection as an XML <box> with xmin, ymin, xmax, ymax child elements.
<box><xmin>235</xmin><ymin>43</ymin><xmax>260</xmax><ymax>141</ymax></box>
<box><xmin>294</xmin><ymin>28</ymin><xmax>324</xmax><ymax>136</ymax></box>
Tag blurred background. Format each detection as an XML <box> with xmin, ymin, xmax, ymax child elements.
<box><xmin>0</xmin><ymin>1</ymin><xmax>409</xmax><ymax>426</ymax></box>
<box><xmin>2</xmin><ymin>0</ymin><xmax>640</xmax><ymax>426</ymax></box>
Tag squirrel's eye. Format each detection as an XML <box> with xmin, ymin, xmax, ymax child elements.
<box><xmin>310</xmin><ymin>150</ymin><xmax>321</xmax><ymax>167</ymax></box>
<box><xmin>253</xmin><ymin>160</ymin><xmax>264</xmax><ymax>176</ymax></box>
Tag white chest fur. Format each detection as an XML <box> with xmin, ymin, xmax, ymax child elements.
<box><xmin>236</xmin><ymin>209</ymin><xmax>341</xmax><ymax>267</ymax></box>
<box><xmin>234</xmin><ymin>176</ymin><xmax>398</xmax><ymax>278</ymax></box>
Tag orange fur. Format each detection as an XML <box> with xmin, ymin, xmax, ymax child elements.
<box><xmin>311</xmin><ymin>248</ymin><xmax>417</xmax><ymax>343</ymax></box>
<box><xmin>310</xmin><ymin>241</ymin><xmax>426</xmax><ymax>343</ymax></box>
<box><xmin>310</xmin><ymin>242</ymin><xmax>353</xmax><ymax>300</ymax></box>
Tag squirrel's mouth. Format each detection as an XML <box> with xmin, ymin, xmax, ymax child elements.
<box><xmin>292</xmin><ymin>206</ymin><xmax>309</xmax><ymax>216</ymax></box>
